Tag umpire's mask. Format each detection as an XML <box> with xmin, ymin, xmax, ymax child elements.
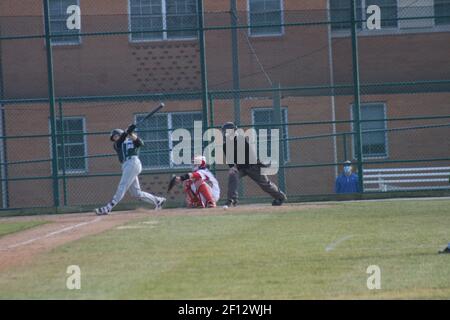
<box><xmin>221</xmin><ymin>122</ymin><xmax>237</xmax><ymax>139</ymax></box>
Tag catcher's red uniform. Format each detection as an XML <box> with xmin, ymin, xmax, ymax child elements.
<box><xmin>184</xmin><ymin>168</ymin><xmax>220</xmax><ymax>208</ymax></box>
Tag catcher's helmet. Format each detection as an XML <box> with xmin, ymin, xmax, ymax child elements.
<box><xmin>193</xmin><ymin>155</ymin><xmax>207</xmax><ymax>171</ymax></box>
<box><xmin>110</xmin><ymin>128</ymin><xmax>124</xmax><ymax>141</ymax></box>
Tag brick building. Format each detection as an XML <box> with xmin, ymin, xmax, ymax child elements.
<box><xmin>0</xmin><ymin>0</ymin><xmax>449</xmax><ymax>208</ymax></box>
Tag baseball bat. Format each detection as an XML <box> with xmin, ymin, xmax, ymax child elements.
<box><xmin>135</xmin><ymin>102</ymin><xmax>165</xmax><ymax>127</ymax></box>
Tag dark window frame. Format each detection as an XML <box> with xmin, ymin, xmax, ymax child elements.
<box><xmin>251</xmin><ymin>107</ymin><xmax>290</xmax><ymax>163</ymax></box>
<box><xmin>135</xmin><ymin>111</ymin><xmax>202</xmax><ymax>169</ymax></box>
<box><xmin>248</xmin><ymin>0</ymin><xmax>285</xmax><ymax>37</ymax></box>
<box><xmin>351</xmin><ymin>103</ymin><xmax>389</xmax><ymax>160</ymax></box>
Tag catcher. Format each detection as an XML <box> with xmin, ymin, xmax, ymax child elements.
<box><xmin>168</xmin><ymin>155</ymin><xmax>220</xmax><ymax>208</ymax></box>
<box><xmin>95</xmin><ymin>124</ymin><xmax>166</xmax><ymax>215</ymax></box>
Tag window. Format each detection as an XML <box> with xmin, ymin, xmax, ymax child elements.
<box><xmin>330</xmin><ymin>0</ymin><xmax>362</xmax><ymax>31</ymax></box>
<box><xmin>398</xmin><ymin>0</ymin><xmax>433</xmax><ymax>29</ymax></box>
<box><xmin>136</xmin><ymin>113</ymin><xmax>169</xmax><ymax>168</ymax></box>
<box><xmin>352</xmin><ymin>104</ymin><xmax>388</xmax><ymax>158</ymax></box>
<box><xmin>369</xmin><ymin>0</ymin><xmax>398</xmax><ymax>28</ymax></box>
<box><xmin>330</xmin><ymin>0</ymin><xmax>397</xmax><ymax>31</ymax></box>
<box><xmin>136</xmin><ymin>112</ymin><xmax>202</xmax><ymax>168</ymax></box>
<box><xmin>435</xmin><ymin>0</ymin><xmax>450</xmax><ymax>25</ymax></box>
<box><xmin>129</xmin><ymin>0</ymin><xmax>197</xmax><ymax>41</ymax></box>
<box><xmin>166</xmin><ymin>0</ymin><xmax>198</xmax><ymax>39</ymax></box>
<box><xmin>171</xmin><ymin>112</ymin><xmax>203</xmax><ymax>168</ymax></box>
<box><xmin>55</xmin><ymin>117</ymin><xmax>87</xmax><ymax>173</ymax></box>
<box><xmin>252</xmin><ymin>108</ymin><xmax>290</xmax><ymax>163</ymax></box>
<box><xmin>49</xmin><ymin>0</ymin><xmax>80</xmax><ymax>45</ymax></box>
<box><xmin>248</xmin><ymin>0</ymin><xmax>284</xmax><ymax>36</ymax></box>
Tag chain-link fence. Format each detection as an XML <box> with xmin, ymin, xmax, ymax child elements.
<box><xmin>0</xmin><ymin>0</ymin><xmax>450</xmax><ymax>211</ymax></box>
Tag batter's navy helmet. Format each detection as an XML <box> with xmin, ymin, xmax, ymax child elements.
<box><xmin>110</xmin><ymin>128</ymin><xmax>124</xmax><ymax>141</ymax></box>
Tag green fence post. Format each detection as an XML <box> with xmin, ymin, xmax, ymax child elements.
<box><xmin>58</xmin><ymin>100</ymin><xmax>68</xmax><ymax>206</ymax></box>
<box><xmin>208</xmin><ymin>92</ymin><xmax>214</xmax><ymax>128</ymax></box>
<box><xmin>350</xmin><ymin>0</ymin><xmax>364</xmax><ymax>193</ymax></box>
<box><xmin>208</xmin><ymin>93</ymin><xmax>217</xmax><ymax>175</ymax></box>
<box><xmin>0</xmin><ymin>105</ymin><xmax>9</xmax><ymax>209</ymax></box>
<box><xmin>230</xmin><ymin>0</ymin><xmax>241</xmax><ymax>126</ymax></box>
<box><xmin>43</xmin><ymin>0</ymin><xmax>60</xmax><ymax>207</ymax></box>
<box><xmin>197</xmin><ymin>0</ymin><xmax>209</xmax><ymax>139</ymax></box>
<box><xmin>273</xmin><ymin>83</ymin><xmax>286</xmax><ymax>193</ymax></box>
<box><xmin>343</xmin><ymin>133</ymin><xmax>348</xmax><ymax>161</ymax></box>
<box><xmin>229</xmin><ymin>1</ymin><xmax>244</xmax><ymax>199</ymax></box>
<box><xmin>0</xmin><ymin>22</ymin><xmax>7</xmax><ymax>209</ymax></box>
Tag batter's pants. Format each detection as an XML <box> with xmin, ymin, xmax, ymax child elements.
<box><xmin>112</xmin><ymin>156</ymin><xmax>158</xmax><ymax>206</ymax></box>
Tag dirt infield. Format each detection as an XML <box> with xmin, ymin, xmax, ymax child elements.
<box><xmin>0</xmin><ymin>203</ymin><xmax>328</xmax><ymax>272</ymax></box>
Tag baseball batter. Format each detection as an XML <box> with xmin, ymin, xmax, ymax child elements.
<box><xmin>95</xmin><ymin>124</ymin><xmax>166</xmax><ymax>215</ymax></box>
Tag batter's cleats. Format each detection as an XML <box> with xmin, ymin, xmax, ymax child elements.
<box><xmin>95</xmin><ymin>207</ymin><xmax>108</xmax><ymax>215</ymax></box>
<box><xmin>155</xmin><ymin>197</ymin><xmax>166</xmax><ymax>210</ymax></box>
<box><xmin>95</xmin><ymin>203</ymin><xmax>112</xmax><ymax>215</ymax></box>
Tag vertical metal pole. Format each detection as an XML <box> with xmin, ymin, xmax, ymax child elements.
<box><xmin>208</xmin><ymin>93</ymin><xmax>217</xmax><ymax>175</ymax></box>
<box><xmin>273</xmin><ymin>83</ymin><xmax>286</xmax><ymax>193</ymax></box>
<box><xmin>230</xmin><ymin>0</ymin><xmax>241</xmax><ymax>126</ymax></box>
<box><xmin>43</xmin><ymin>0</ymin><xmax>60</xmax><ymax>207</ymax></box>
<box><xmin>208</xmin><ymin>92</ymin><xmax>214</xmax><ymax>128</ymax></box>
<box><xmin>0</xmin><ymin>27</ymin><xmax>9</xmax><ymax>208</ymax></box>
<box><xmin>350</xmin><ymin>0</ymin><xmax>364</xmax><ymax>192</ymax></box>
<box><xmin>0</xmin><ymin>106</ymin><xmax>9</xmax><ymax>209</ymax></box>
<box><xmin>326</xmin><ymin>0</ymin><xmax>339</xmax><ymax>180</ymax></box>
<box><xmin>229</xmin><ymin>0</ymin><xmax>245</xmax><ymax>199</ymax></box>
<box><xmin>343</xmin><ymin>133</ymin><xmax>348</xmax><ymax>161</ymax></box>
<box><xmin>58</xmin><ymin>101</ymin><xmax>68</xmax><ymax>206</ymax></box>
<box><xmin>197</xmin><ymin>0</ymin><xmax>209</xmax><ymax>134</ymax></box>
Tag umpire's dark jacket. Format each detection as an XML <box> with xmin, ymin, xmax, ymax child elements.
<box><xmin>223</xmin><ymin>135</ymin><xmax>263</xmax><ymax>170</ymax></box>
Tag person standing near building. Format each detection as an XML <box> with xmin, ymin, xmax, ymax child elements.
<box><xmin>335</xmin><ymin>160</ymin><xmax>360</xmax><ymax>194</ymax></box>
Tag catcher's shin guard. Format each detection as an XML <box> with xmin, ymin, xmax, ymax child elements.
<box><xmin>197</xmin><ymin>181</ymin><xmax>216</xmax><ymax>208</ymax></box>
<box><xmin>184</xmin><ymin>180</ymin><xmax>203</xmax><ymax>208</ymax></box>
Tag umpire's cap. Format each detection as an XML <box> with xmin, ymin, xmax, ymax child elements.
<box><xmin>110</xmin><ymin>128</ymin><xmax>124</xmax><ymax>141</ymax></box>
<box><xmin>221</xmin><ymin>122</ymin><xmax>237</xmax><ymax>133</ymax></box>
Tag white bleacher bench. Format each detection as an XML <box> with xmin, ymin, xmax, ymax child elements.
<box><xmin>363</xmin><ymin>166</ymin><xmax>450</xmax><ymax>192</ymax></box>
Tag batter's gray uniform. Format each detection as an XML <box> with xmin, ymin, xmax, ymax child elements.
<box><xmin>111</xmin><ymin>135</ymin><xmax>159</xmax><ymax>206</ymax></box>
<box><xmin>95</xmin><ymin>130</ymin><xmax>164</xmax><ymax>215</ymax></box>
<box><xmin>112</xmin><ymin>154</ymin><xmax>158</xmax><ymax>206</ymax></box>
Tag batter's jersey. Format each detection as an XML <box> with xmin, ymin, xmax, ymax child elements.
<box><xmin>114</xmin><ymin>137</ymin><xmax>144</xmax><ymax>163</ymax></box>
<box><xmin>194</xmin><ymin>168</ymin><xmax>220</xmax><ymax>200</ymax></box>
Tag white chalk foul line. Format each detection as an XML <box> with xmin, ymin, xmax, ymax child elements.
<box><xmin>325</xmin><ymin>235</ymin><xmax>354</xmax><ymax>252</ymax></box>
<box><xmin>4</xmin><ymin>216</ymin><xmax>102</xmax><ymax>250</ymax></box>
<box><xmin>116</xmin><ymin>225</ymin><xmax>156</xmax><ymax>230</ymax></box>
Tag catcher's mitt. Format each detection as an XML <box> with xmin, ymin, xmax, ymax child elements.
<box><xmin>167</xmin><ymin>175</ymin><xmax>178</xmax><ymax>193</ymax></box>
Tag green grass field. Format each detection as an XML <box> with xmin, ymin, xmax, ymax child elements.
<box><xmin>0</xmin><ymin>221</ymin><xmax>48</xmax><ymax>238</ymax></box>
<box><xmin>1</xmin><ymin>200</ymin><xmax>450</xmax><ymax>299</ymax></box>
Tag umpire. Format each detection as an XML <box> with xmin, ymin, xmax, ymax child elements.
<box><xmin>222</xmin><ymin>122</ymin><xmax>287</xmax><ymax>207</ymax></box>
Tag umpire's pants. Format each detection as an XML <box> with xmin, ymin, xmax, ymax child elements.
<box><xmin>227</xmin><ymin>165</ymin><xmax>286</xmax><ymax>202</ymax></box>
